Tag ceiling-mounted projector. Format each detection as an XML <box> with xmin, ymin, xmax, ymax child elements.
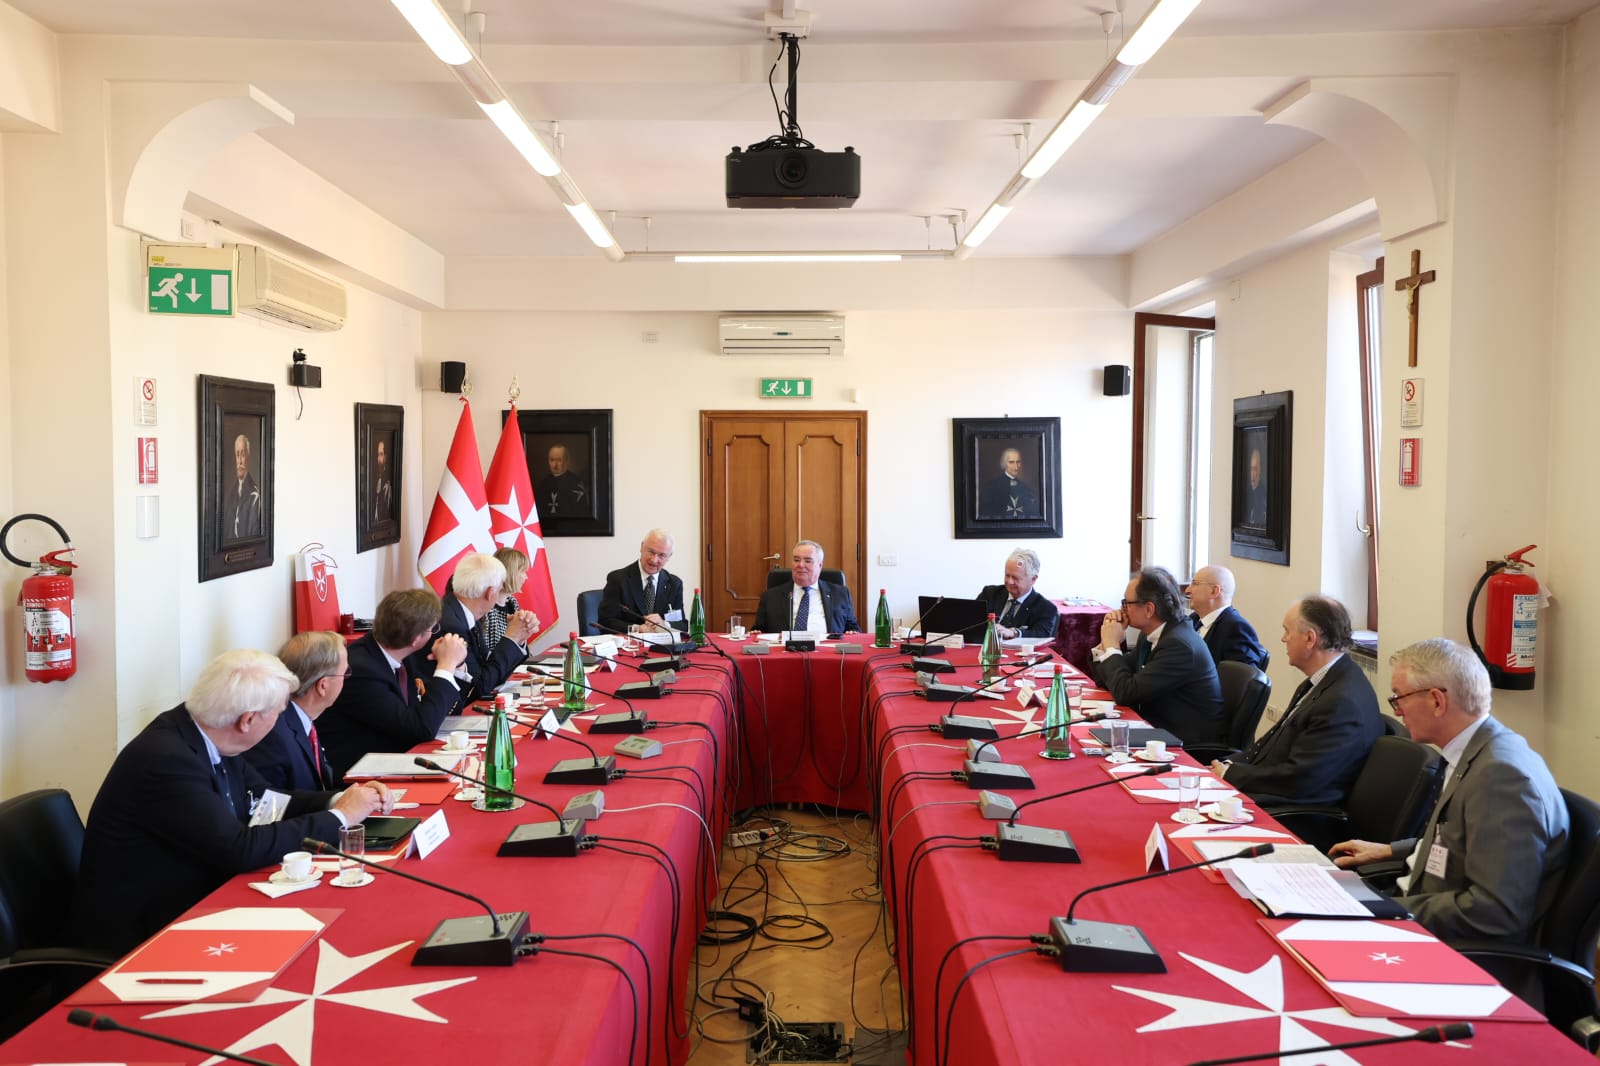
<box><xmin>726</xmin><ymin>145</ymin><xmax>859</xmax><ymax>209</ymax></box>
<box><xmin>726</xmin><ymin>31</ymin><xmax>860</xmax><ymax>209</ymax></box>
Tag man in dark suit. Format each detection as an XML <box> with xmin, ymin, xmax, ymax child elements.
<box><xmin>371</xmin><ymin>437</ymin><xmax>393</xmax><ymax>523</ymax></box>
<box><xmin>224</xmin><ymin>433</ymin><xmax>263</xmax><ymax>539</ymax></box>
<box><xmin>319</xmin><ymin>588</ymin><xmax>470</xmax><ymax>779</ymax></box>
<box><xmin>1210</xmin><ymin>595</ymin><xmax>1381</xmax><ymax>807</ymax></box>
<box><xmin>1091</xmin><ymin>567</ymin><xmax>1225</xmax><ymax>746</ymax></box>
<box><xmin>977</xmin><ymin>547</ymin><xmax>1059</xmax><ymax>640</ymax></box>
<box><xmin>1184</xmin><ymin>564</ymin><xmax>1269</xmax><ymax>670</ymax></box>
<box><xmin>537</xmin><ymin>443</ymin><xmax>587</xmax><ymax>517</ymax></box>
<box><xmin>754</xmin><ymin>540</ymin><xmax>858</xmax><ymax>635</ymax></box>
<box><xmin>421</xmin><ymin>551</ymin><xmax>539</xmax><ymax>711</ymax></box>
<box><xmin>977</xmin><ymin>447</ymin><xmax>1041</xmax><ymax>519</ymax></box>
<box><xmin>1333</xmin><ymin>638</ymin><xmax>1568</xmax><ymax>944</ymax></box>
<box><xmin>599</xmin><ymin>528</ymin><xmax>685</xmax><ymax>634</ymax></box>
<box><xmin>69</xmin><ymin>650</ymin><xmax>388</xmax><ymax>956</ymax></box>
<box><xmin>245</xmin><ymin>631</ymin><xmax>346</xmax><ymax>791</ymax></box>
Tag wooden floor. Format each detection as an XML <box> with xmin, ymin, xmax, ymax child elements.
<box><xmin>686</xmin><ymin>808</ymin><xmax>902</xmax><ymax>1065</ymax></box>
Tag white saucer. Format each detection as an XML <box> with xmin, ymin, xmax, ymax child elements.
<box><xmin>453</xmin><ymin>786</ymin><xmax>484</xmax><ymax>802</ymax></box>
<box><xmin>1104</xmin><ymin>752</ymin><xmax>1134</xmax><ymax>764</ymax></box>
<box><xmin>1134</xmin><ymin>750</ymin><xmax>1177</xmax><ymax>763</ymax></box>
<box><xmin>330</xmin><ymin>871</ymin><xmax>375</xmax><ymax>888</ymax></box>
<box><xmin>1204</xmin><ymin>804</ymin><xmax>1254</xmax><ymax>824</ymax></box>
<box><xmin>436</xmin><ymin>744</ymin><xmax>478</xmax><ymax>754</ymax></box>
<box><xmin>268</xmin><ymin>869</ymin><xmax>322</xmax><ymax>886</ymax></box>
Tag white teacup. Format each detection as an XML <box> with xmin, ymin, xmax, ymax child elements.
<box><xmin>1217</xmin><ymin>795</ymin><xmax>1245</xmax><ymax>820</ymax></box>
<box><xmin>730</xmin><ymin>625</ymin><xmax>747</xmax><ymax>640</ymax></box>
<box><xmin>445</xmin><ymin>730</ymin><xmax>471</xmax><ymax>752</ymax></box>
<box><xmin>1143</xmin><ymin>739</ymin><xmax>1168</xmax><ymax>759</ymax></box>
<box><xmin>280</xmin><ymin>850</ymin><xmax>313</xmax><ymax>881</ymax></box>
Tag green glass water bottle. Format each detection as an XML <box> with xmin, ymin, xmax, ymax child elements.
<box><xmin>482</xmin><ymin>703</ymin><xmax>516</xmax><ymax>810</ymax></box>
<box><xmin>1041</xmin><ymin>663</ymin><xmax>1074</xmax><ymax>760</ymax></box>
<box><xmin>561</xmin><ymin>631</ymin><xmax>586</xmax><ymax>718</ymax></box>
<box><xmin>980</xmin><ymin>612</ymin><xmax>1001</xmax><ymax>684</ymax></box>
<box><xmin>874</xmin><ymin>589</ymin><xmax>892</xmax><ymax>648</ymax></box>
<box><xmin>689</xmin><ymin>587</ymin><xmax>707</xmax><ymax>646</ymax></box>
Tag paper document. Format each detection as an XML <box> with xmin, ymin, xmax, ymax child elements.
<box><xmin>1231</xmin><ymin>863</ymin><xmax>1368</xmax><ymax>917</ymax></box>
<box><xmin>1194</xmin><ymin>841</ymin><xmax>1333</xmax><ymax>867</ymax></box>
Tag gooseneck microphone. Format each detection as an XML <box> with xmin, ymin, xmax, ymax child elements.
<box><xmin>536</xmin><ymin>664</ymin><xmax>653</xmax><ymax>733</ymax></box>
<box><xmin>67</xmin><ymin>1009</ymin><xmax>281</xmax><ymax>1065</ymax></box>
<box><xmin>301</xmin><ymin>837</ymin><xmax>533</xmax><ymax>966</ymax></box>
<box><xmin>903</xmin><ymin>617</ymin><xmax>994</xmax><ymax>659</ymax></box>
<box><xmin>1184</xmin><ymin>1023</ymin><xmax>1474</xmax><ymax>1066</ymax></box>
<box><xmin>412</xmin><ymin>756</ymin><xmax>587</xmax><ymax>856</ymax></box>
<box><xmin>495</xmin><ymin>706</ymin><xmax>618</xmax><ymax>785</ymax></box>
<box><xmin>984</xmin><ymin>763</ymin><xmax>1165</xmax><ymax>863</ymax></box>
<box><xmin>897</xmin><ymin>597</ymin><xmax>942</xmax><ymax>651</ymax></box>
<box><xmin>1048</xmin><ymin>844</ymin><xmax>1275</xmax><ymax>973</ymax></box>
<box><xmin>620</xmin><ymin>605</ymin><xmax>696</xmax><ymax>654</ymax></box>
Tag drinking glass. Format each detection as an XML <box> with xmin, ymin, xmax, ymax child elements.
<box><xmin>1172</xmin><ymin>769</ymin><xmax>1207</xmax><ymax>824</ymax></box>
<box><xmin>337</xmin><ymin>824</ymin><xmax>366</xmax><ymax>884</ymax></box>
<box><xmin>728</xmin><ymin>614</ymin><xmax>744</xmax><ymax>638</ymax></box>
<box><xmin>1107</xmin><ymin>719</ymin><xmax>1132</xmax><ymax>763</ymax></box>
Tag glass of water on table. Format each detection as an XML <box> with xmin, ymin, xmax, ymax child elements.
<box><xmin>1172</xmin><ymin>768</ymin><xmax>1208</xmax><ymax>824</ymax></box>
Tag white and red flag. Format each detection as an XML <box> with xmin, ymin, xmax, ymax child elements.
<box><xmin>484</xmin><ymin>404</ymin><xmax>557</xmax><ymax>640</ymax></box>
<box><xmin>418</xmin><ymin>398</ymin><xmax>495</xmax><ymax>594</ymax></box>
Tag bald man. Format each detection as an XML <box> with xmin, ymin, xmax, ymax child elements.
<box><xmin>1184</xmin><ymin>564</ymin><xmax>1269</xmax><ymax>671</ymax></box>
<box><xmin>599</xmin><ymin>529</ymin><xmax>686</xmax><ymax>634</ymax></box>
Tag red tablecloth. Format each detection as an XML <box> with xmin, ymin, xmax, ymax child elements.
<box><xmin>870</xmin><ymin>660</ymin><xmax>1591</xmax><ymax>1065</ymax></box>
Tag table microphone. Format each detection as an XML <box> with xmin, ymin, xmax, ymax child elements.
<box><xmin>413</xmin><ymin>756</ymin><xmax>587</xmax><ymax>856</ymax></box>
<box><xmin>926</xmin><ymin>656</ymin><xmax>1056</xmax><ymax>738</ymax></box>
<box><xmin>1047</xmin><ymin>843</ymin><xmax>1274</xmax><ymax>973</ymax></box>
<box><xmin>928</xmin><ymin>650</ymin><xmax>1054</xmax><ymax>711</ymax></box>
<box><xmin>518</xmin><ymin>715</ymin><xmax>618</xmax><ymax>785</ymax></box>
<box><xmin>67</xmin><ymin>1009</ymin><xmax>282</xmax><ymax>1065</ymax></box>
<box><xmin>593</xmin><ymin>620</ymin><xmax>686</xmax><ymax>674</ymax></box>
<box><xmin>544</xmin><ymin>669</ymin><xmax>654</xmax><ymax>734</ymax></box>
<box><xmin>301</xmin><ymin>836</ymin><xmax>533</xmax><ymax>966</ymax></box>
<box><xmin>904</xmin><ymin>617</ymin><xmax>994</xmax><ymax>668</ymax></box>
<box><xmin>620</xmin><ymin>605</ymin><xmax>696</xmax><ymax>655</ymax></box>
<box><xmin>987</xmin><ymin>764</ymin><xmax>1166</xmax><ymax>863</ymax></box>
<box><xmin>1184</xmin><ymin>1022</ymin><xmax>1474</xmax><ymax>1066</ymax></box>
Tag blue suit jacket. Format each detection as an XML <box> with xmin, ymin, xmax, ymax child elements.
<box><xmin>243</xmin><ymin>702</ymin><xmax>333</xmax><ymax>792</ymax></box>
<box><xmin>1202</xmin><ymin>605</ymin><xmax>1270</xmax><ymax>670</ymax></box>
<box><xmin>754</xmin><ymin>581</ymin><xmax>859</xmax><ymax>634</ymax></box>
<box><xmin>320</xmin><ymin>633</ymin><xmax>463</xmax><ymax>779</ymax></box>
<box><xmin>69</xmin><ymin>706</ymin><xmax>339</xmax><ymax>956</ymax></box>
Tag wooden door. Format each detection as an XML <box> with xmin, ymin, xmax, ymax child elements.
<box><xmin>702</xmin><ymin>411</ymin><xmax>866</xmax><ymax>631</ymax></box>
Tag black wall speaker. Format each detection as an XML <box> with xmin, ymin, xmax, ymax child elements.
<box><xmin>1103</xmin><ymin>365</ymin><xmax>1132</xmax><ymax>396</ymax></box>
<box><xmin>440</xmin><ymin>361</ymin><xmax>467</xmax><ymax>394</ymax></box>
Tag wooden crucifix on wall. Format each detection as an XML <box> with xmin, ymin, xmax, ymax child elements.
<box><xmin>1394</xmin><ymin>249</ymin><xmax>1437</xmax><ymax>368</ymax></box>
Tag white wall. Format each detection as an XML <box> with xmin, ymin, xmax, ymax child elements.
<box><xmin>1542</xmin><ymin>5</ymin><xmax>1600</xmax><ymax>792</ymax></box>
<box><xmin>421</xmin><ymin>306</ymin><xmax>1137</xmax><ymax>647</ymax></box>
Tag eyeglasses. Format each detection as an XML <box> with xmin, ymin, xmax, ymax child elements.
<box><xmin>1387</xmin><ymin>687</ymin><xmax>1442</xmax><ymax>711</ymax></box>
<box><xmin>1119</xmin><ymin>598</ymin><xmax>1148</xmax><ymax>608</ymax></box>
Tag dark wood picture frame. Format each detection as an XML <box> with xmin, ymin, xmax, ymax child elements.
<box><xmin>355</xmin><ymin>402</ymin><xmax>404</xmax><ymax>553</ymax></box>
<box><xmin>198</xmin><ymin>374</ymin><xmax>274</xmax><ymax>582</ymax></box>
<box><xmin>1230</xmin><ymin>390</ymin><xmax>1293</xmax><ymax>566</ymax></box>
<box><xmin>511</xmin><ymin>408</ymin><xmax>613</xmax><ymax>537</ymax></box>
<box><xmin>951</xmin><ymin>416</ymin><xmax>1063</xmax><ymax>539</ymax></box>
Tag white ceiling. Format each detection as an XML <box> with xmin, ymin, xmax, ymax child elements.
<box><xmin>9</xmin><ymin>0</ymin><xmax>1599</xmax><ymax>259</ymax></box>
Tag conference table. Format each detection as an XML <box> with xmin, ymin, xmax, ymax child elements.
<box><xmin>4</xmin><ymin>635</ymin><xmax>1593</xmax><ymax>1065</ymax></box>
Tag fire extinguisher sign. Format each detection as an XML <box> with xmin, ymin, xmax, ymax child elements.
<box><xmin>1510</xmin><ymin>594</ymin><xmax>1539</xmax><ymax>668</ymax></box>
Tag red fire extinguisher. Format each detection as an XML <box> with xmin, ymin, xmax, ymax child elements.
<box><xmin>2</xmin><ymin>513</ymin><xmax>77</xmax><ymax>683</ymax></box>
<box><xmin>1466</xmin><ymin>544</ymin><xmax>1539</xmax><ymax>691</ymax></box>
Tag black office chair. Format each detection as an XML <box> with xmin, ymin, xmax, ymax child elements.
<box><xmin>1265</xmin><ymin>734</ymin><xmax>1445</xmax><ymax>856</ymax></box>
<box><xmin>766</xmin><ymin>567</ymin><xmax>847</xmax><ymax>589</ymax></box>
<box><xmin>1185</xmin><ymin>661</ymin><xmax>1271</xmax><ymax>764</ymax></box>
<box><xmin>1447</xmin><ymin>788</ymin><xmax>1600</xmax><ymax>1049</ymax></box>
<box><xmin>0</xmin><ymin>789</ymin><xmax>115</xmax><ymax>1041</ymax></box>
<box><xmin>1380</xmin><ymin>713</ymin><xmax>1411</xmax><ymax>738</ymax></box>
<box><xmin>575</xmin><ymin>589</ymin><xmax>603</xmax><ymax>637</ymax></box>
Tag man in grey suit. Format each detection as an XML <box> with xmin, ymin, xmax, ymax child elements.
<box><xmin>1091</xmin><ymin>567</ymin><xmax>1225</xmax><ymax>746</ymax></box>
<box><xmin>1332</xmin><ymin>638</ymin><xmax>1569</xmax><ymax>943</ymax></box>
<box><xmin>1210</xmin><ymin>596</ymin><xmax>1381</xmax><ymax>807</ymax></box>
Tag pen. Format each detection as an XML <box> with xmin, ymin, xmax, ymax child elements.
<box><xmin>392</xmin><ymin>802</ymin><xmax>420</xmax><ymax>809</ymax></box>
<box><xmin>136</xmin><ymin>977</ymin><xmax>207</xmax><ymax>984</ymax></box>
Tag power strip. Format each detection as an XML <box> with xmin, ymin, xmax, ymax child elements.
<box><xmin>727</xmin><ymin>828</ymin><xmax>778</xmax><ymax>848</ymax></box>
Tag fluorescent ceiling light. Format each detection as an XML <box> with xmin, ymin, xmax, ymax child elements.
<box><xmin>390</xmin><ymin>0</ymin><xmax>473</xmax><ymax>66</ymax></box>
<box><xmin>962</xmin><ymin>203</ymin><xmax>1013</xmax><ymax>249</ymax></box>
<box><xmin>1020</xmin><ymin>100</ymin><xmax>1107</xmax><ymax>180</ymax></box>
<box><xmin>675</xmin><ymin>253</ymin><xmax>903</xmax><ymax>264</ymax></box>
<box><xmin>1117</xmin><ymin>0</ymin><xmax>1204</xmax><ymax>66</ymax></box>
<box><xmin>564</xmin><ymin>201</ymin><xmax>618</xmax><ymax>249</ymax></box>
<box><xmin>479</xmin><ymin>100</ymin><xmax>561</xmax><ymax>177</ymax></box>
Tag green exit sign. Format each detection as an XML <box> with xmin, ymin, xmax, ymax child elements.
<box><xmin>759</xmin><ymin>377</ymin><xmax>812</xmax><ymax>399</ymax></box>
<box><xmin>146</xmin><ymin>244</ymin><xmax>235</xmax><ymax>316</ymax></box>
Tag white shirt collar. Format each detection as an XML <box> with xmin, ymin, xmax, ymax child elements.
<box><xmin>1439</xmin><ymin>714</ymin><xmax>1490</xmax><ymax>782</ymax></box>
<box><xmin>291</xmin><ymin>700</ymin><xmax>314</xmax><ymax>736</ymax></box>
<box><xmin>1198</xmin><ymin>605</ymin><xmax>1227</xmax><ymax>631</ymax></box>
<box><xmin>1304</xmin><ymin>652</ymin><xmax>1343</xmax><ymax>692</ymax></box>
<box><xmin>198</xmin><ymin>726</ymin><xmax>222</xmax><ymax>767</ymax></box>
<box><xmin>789</xmin><ymin>583</ymin><xmax>828</xmax><ymax>635</ymax></box>
<box><xmin>1147</xmin><ymin>621</ymin><xmax>1167</xmax><ymax>647</ymax></box>
<box><xmin>454</xmin><ymin>596</ymin><xmax>479</xmax><ymax>627</ymax></box>
<box><xmin>639</xmin><ymin>563</ymin><xmax>661</xmax><ymax>586</ymax></box>
<box><xmin>380</xmin><ymin>644</ymin><xmax>403</xmax><ymax>671</ymax></box>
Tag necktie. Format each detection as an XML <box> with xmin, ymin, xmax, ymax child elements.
<box><xmin>1136</xmin><ymin>638</ymin><xmax>1151</xmax><ymax>668</ymax></box>
<box><xmin>1189</xmin><ymin>611</ymin><xmax>1203</xmax><ymax>631</ymax></box>
<box><xmin>307</xmin><ymin>723</ymin><xmax>326</xmax><ymax>788</ymax></box>
<box><xmin>643</xmin><ymin>574</ymin><xmax>656</xmax><ymax>616</ymax></box>
<box><xmin>794</xmin><ymin>587</ymin><xmax>811</xmax><ymax>630</ymax></box>
<box><xmin>1000</xmin><ymin>599</ymin><xmax>1018</xmax><ymax>627</ymax></box>
<box><xmin>215</xmin><ymin>759</ymin><xmax>237</xmax><ymax>816</ymax></box>
<box><xmin>1285</xmin><ymin>678</ymin><xmax>1313</xmax><ymax>714</ymax></box>
<box><xmin>396</xmin><ymin>663</ymin><xmax>410</xmax><ymax>703</ymax></box>
<box><xmin>1244</xmin><ymin>677</ymin><xmax>1314</xmax><ymax>760</ymax></box>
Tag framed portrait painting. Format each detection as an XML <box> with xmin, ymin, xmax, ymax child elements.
<box><xmin>355</xmin><ymin>402</ymin><xmax>403</xmax><ymax>553</ymax></box>
<box><xmin>511</xmin><ymin>408</ymin><xmax>614</xmax><ymax>537</ymax></box>
<box><xmin>1230</xmin><ymin>390</ymin><xmax>1292</xmax><ymax>566</ymax></box>
<box><xmin>198</xmin><ymin>375</ymin><xmax>274</xmax><ymax>582</ymax></box>
<box><xmin>951</xmin><ymin>416</ymin><xmax>1063</xmax><ymax>539</ymax></box>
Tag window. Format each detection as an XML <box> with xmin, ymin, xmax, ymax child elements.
<box><xmin>1354</xmin><ymin>259</ymin><xmax>1384</xmax><ymax>631</ymax></box>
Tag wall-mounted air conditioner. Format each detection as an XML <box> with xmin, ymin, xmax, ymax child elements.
<box><xmin>230</xmin><ymin>243</ymin><xmax>347</xmax><ymax>332</ymax></box>
<box><xmin>718</xmin><ymin>313</ymin><xmax>845</xmax><ymax>356</ymax></box>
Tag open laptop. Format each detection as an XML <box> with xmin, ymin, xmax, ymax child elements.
<box><xmin>916</xmin><ymin>596</ymin><xmax>991</xmax><ymax>640</ymax></box>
